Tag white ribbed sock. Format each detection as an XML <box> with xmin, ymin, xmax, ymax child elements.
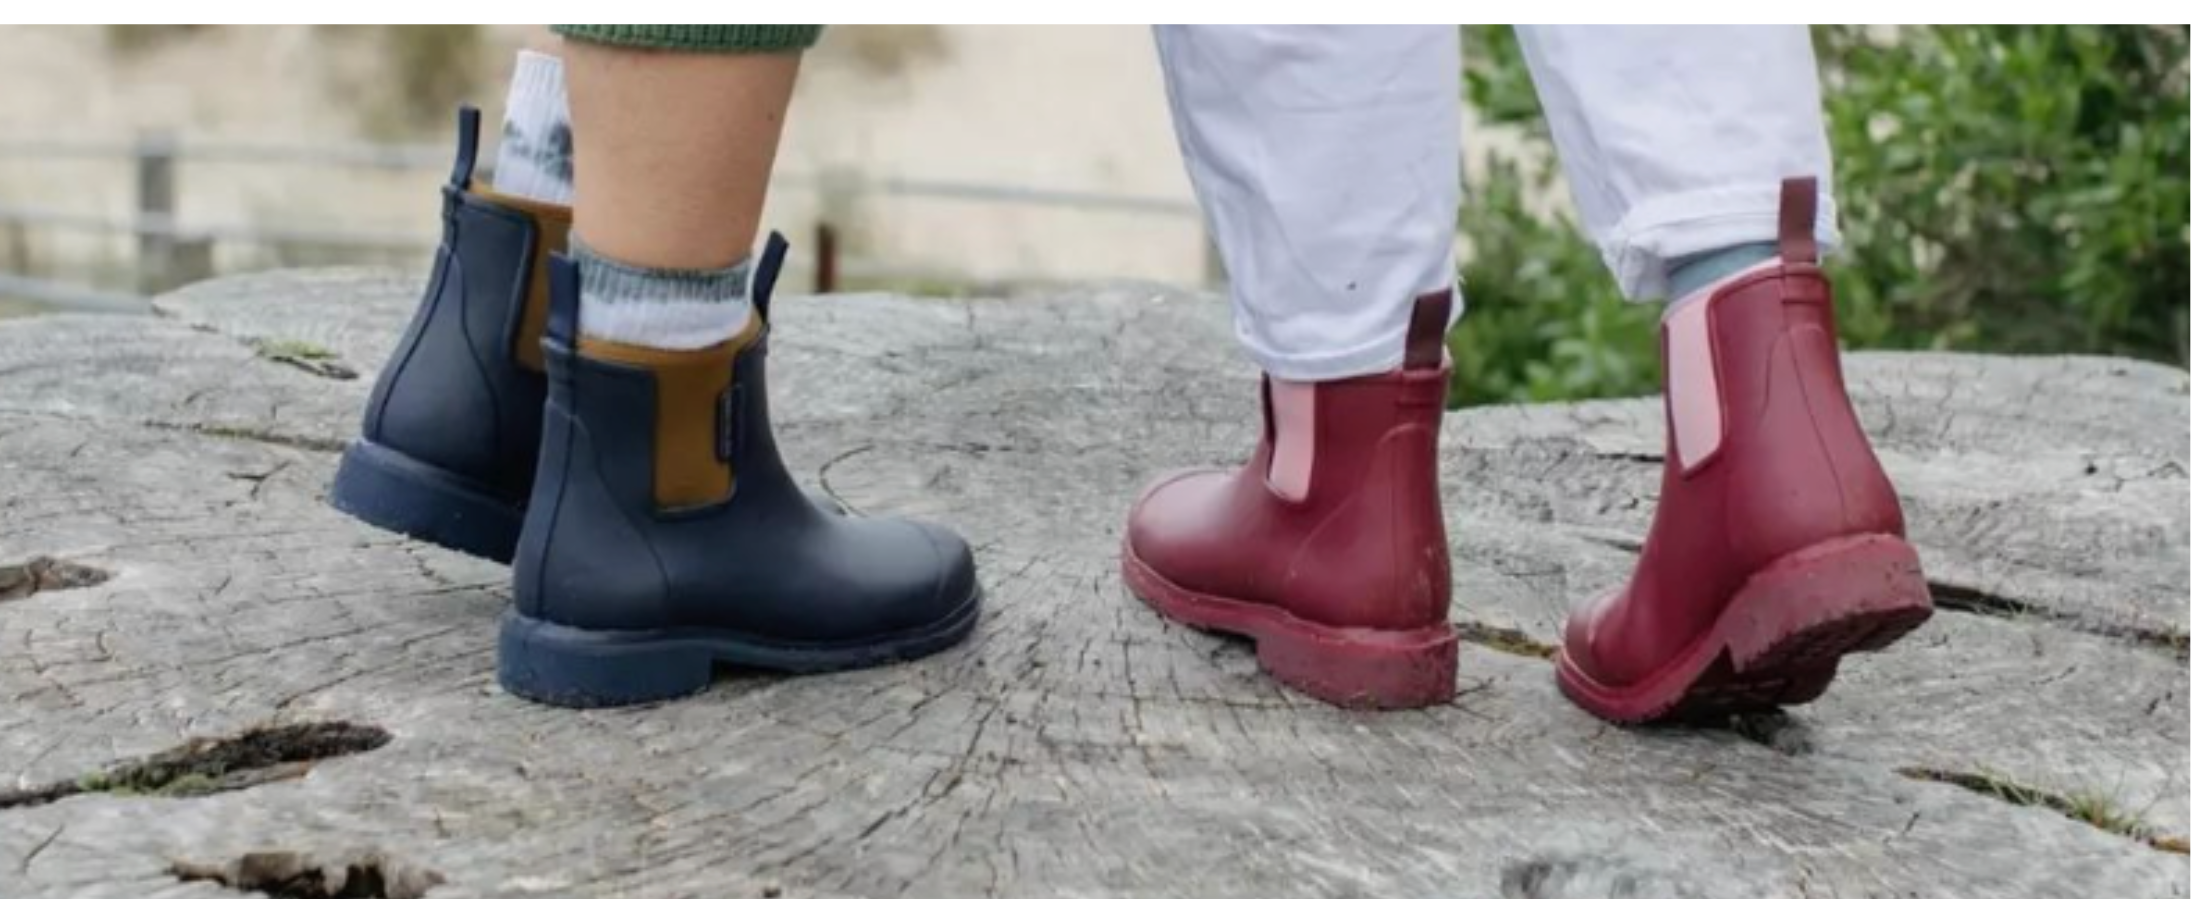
<box><xmin>491</xmin><ymin>51</ymin><xmax>573</xmax><ymax>206</ymax></box>
<box><xmin>573</xmin><ymin>238</ymin><xmax>757</xmax><ymax>351</ymax></box>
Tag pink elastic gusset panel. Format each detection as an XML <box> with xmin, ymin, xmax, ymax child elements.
<box><xmin>1662</xmin><ymin>260</ymin><xmax>1778</xmax><ymax>471</ymax></box>
<box><xmin>1266</xmin><ymin>378</ymin><xmax>1318</xmax><ymax>501</ymax></box>
<box><xmin>1665</xmin><ymin>295</ymin><xmax>1721</xmax><ymax>472</ymax></box>
<box><xmin>1654</xmin><ymin>257</ymin><xmax>1777</xmax><ymax>470</ymax></box>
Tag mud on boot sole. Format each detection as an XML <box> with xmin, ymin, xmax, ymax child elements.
<box><xmin>1556</xmin><ymin>533</ymin><xmax>1933</xmax><ymax>724</ymax></box>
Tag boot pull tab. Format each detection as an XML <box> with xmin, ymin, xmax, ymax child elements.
<box><xmin>545</xmin><ymin>253</ymin><xmax>580</xmax><ymax>348</ymax></box>
<box><xmin>1778</xmin><ymin>176</ymin><xmax>1818</xmax><ymax>265</ymax></box>
<box><xmin>752</xmin><ymin>231</ymin><xmax>791</xmax><ymax>322</ymax></box>
<box><xmin>1402</xmin><ymin>289</ymin><xmax>1453</xmax><ymax>370</ymax></box>
<box><xmin>449</xmin><ymin>105</ymin><xmax>481</xmax><ymax>191</ymax></box>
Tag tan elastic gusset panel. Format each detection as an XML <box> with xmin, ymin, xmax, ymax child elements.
<box><xmin>579</xmin><ymin>315</ymin><xmax>764</xmax><ymax>510</ymax></box>
<box><xmin>470</xmin><ymin>182</ymin><xmax>572</xmax><ymax>373</ymax></box>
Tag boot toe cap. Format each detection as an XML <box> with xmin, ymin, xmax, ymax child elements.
<box><xmin>915</xmin><ymin>520</ymin><xmax>981</xmax><ymax>619</ymax></box>
<box><xmin>1561</xmin><ymin>588</ymin><xmax>1622</xmax><ymax>684</ymax></box>
<box><xmin>836</xmin><ymin>518</ymin><xmax>979</xmax><ymax>639</ymax></box>
<box><xmin>1123</xmin><ymin>468</ymin><xmax>1232</xmax><ymax>563</ymax></box>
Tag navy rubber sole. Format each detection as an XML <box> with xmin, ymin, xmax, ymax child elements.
<box><xmin>497</xmin><ymin>586</ymin><xmax>985</xmax><ymax>708</ymax></box>
<box><xmin>329</xmin><ymin>440</ymin><xmax>525</xmax><ymax>564</ymax></box>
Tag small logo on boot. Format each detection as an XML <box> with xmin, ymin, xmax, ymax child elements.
<box><xmin>716</xmin><ymin>385</ymin><xmax>742</xmax><ymax>463</ymax></box>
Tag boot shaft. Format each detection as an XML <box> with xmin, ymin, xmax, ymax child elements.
<box><xmin>1656</xmin><ymin>179</ymin><xmax>1903</xmax><ymax>574</ymax></box>
<box><xmin>1119</xmin><ymin>288</ymin><xmax>1461</xmax><ymax>707</ymax></box>
<box><xmin>1263</xmin><ymin>362</ymin><xmax>1452</xmax><ymax>629</ymax></box>
<box><xmin>1246</xmin><ymin>290</ymin><xmax>1455</xmax><ymax>630</ymax></box>
<box><xmin>515</xmin><ymin>238</ymin><xmax>807</xmax><ymax>626</ymax></box>
<box><xmin>361</xmin><ymin>106</ymin><xmax>567</xmax><ymax>498</ymax></box>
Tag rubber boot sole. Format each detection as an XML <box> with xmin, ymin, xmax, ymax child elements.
<box><xmin>496</xmin><ymin>585</ymin><xmax>984</xmax><ymax>708</ymax></box>
<box><xmin>329</xmin><ymin>439</ymin><xmax>524</xmax><ymax>564</ymax></box>
<box><xmin>1556</xmin><ymin>533</ymin><xmax>1933</xmax><ymax>724</ymax></box>
<box><xmin>1121</xmin><ymin>542</ymin><xmax>1457</xmax><ymax>710</ymax></box>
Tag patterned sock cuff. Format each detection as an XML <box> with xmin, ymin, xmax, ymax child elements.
<box><xmin>572</xmin><ymin>237</ymin><xmax>751</xmax><ymax>306</ymax></box>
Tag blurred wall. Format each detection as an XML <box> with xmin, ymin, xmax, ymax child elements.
<box><xmin>0</xmin><ymin>25</ymin><xmax>1209</xmax><ymax>292</ymax></box>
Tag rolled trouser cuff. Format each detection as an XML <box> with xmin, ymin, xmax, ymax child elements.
<box><xmin>553</xmin><ymin>25</ymin><xmax>823</xmax><ymax>53</ymax></box>
<box><xmin>1600</xmin><ymin>184</ymin><xmax>1842</xmax><ymax>301</ymax></box>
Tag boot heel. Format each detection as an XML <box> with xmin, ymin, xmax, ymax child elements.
<box><xmin>1719</xmin><ymin>533</ymin><xmax>1934</xmax><ymax>678</ymax></box>
<box><xmin>1558</xmin><ymin>534</ymin><xmax>1933</xmax><ymax>722</ymax></box>
<box><xmin>330</xmin><ymin>440</ymin><xmax>523</xmax><ymax>563</ymax></box>
<box><xmin>1254</xmin><ymin>621</ymin><xmax>1459</xmax><ymax>710</ymax></box>
<box><xmin>497</xmin><ymin>611</ymin><xmax>713</xmax><ymax>708</ymax></box>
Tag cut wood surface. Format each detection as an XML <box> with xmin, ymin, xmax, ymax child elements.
<box><xmin>0</xmin><ymin>268</ymin><xmax>2187</xmax><ymax>899</ymax></box>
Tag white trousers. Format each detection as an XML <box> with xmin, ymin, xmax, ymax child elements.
<box><xmin>1153</xmin><ymin>25</ymin><xmax>1839</xmax><ymax>380</ymax></box>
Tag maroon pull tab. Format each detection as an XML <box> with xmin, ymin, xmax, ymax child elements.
<box><xmin>1779</xmin><ymin>176</ymin><xmax>1818</xmax><ymax>265</ymax></box>
<box><xmin>1403</xmin><ymin>289</ymin><xmax>1453</xmax><ymax>370</ymax></box>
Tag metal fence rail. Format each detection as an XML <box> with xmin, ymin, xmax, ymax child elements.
<box><xmin>0</xmin><ymin>135</ymin><xmax>1208</xmax><ymax>314</ymax></box>
<box><xmin>0</xmin><ymin>136</ymin><xmax>449</xmax><ymax>170</ymax></box>
<box><xmin>0</xmin><ymin>202</ymin><xmax>432</xmax><ymax>250</ymax></box>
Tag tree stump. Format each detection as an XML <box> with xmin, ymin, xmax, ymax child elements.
<box><xmin>0</xmin><ymin>268</ymin><xmax>2186</xmax><ymax>898</ymax></box>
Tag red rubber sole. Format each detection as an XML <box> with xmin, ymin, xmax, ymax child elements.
<box><xmin>1556</xmin><ymin>533</ymin><xmax>1933</xmax><ymax>724</ymax></box>
<box><xmin>1121</xmin><ymin>544</ymin><xmax>1458</xmax><ymax>710</ymax></box>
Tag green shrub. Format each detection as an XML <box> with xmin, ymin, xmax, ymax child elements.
<box><xmin>1818</xmin><ymin>25</ymin><xmax>2190</xmax><ymax>363</ymax></box>
<box><xmin>1449</xmin><ymin>154</ymin><xmax>1657</xmax><ymax>406</ymax></box>
<box><xmin>1449</xmin><ymin>25</ymin><xmax>2190</xmax><ymax>407</ymax></box>
<box><xmin>1449</xmin><ymin>26</ymin><xmax>1657</xmax><ymax>407</ymax></box>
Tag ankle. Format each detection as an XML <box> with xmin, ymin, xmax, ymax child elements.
<box><xmin>1666</xmin><ymin>242</ymin><xmax>1779</xmax><ymax>304</ymax></box>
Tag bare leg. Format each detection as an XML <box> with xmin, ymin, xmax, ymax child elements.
<box><xmin>565</xmin><ymin>40</ymin><xmax>800</xmax><ymax>270</ymax></box>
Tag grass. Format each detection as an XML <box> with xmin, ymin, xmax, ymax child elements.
<box><xmin>1</xmin><ymin>723</ymin><xmax>391</xmax><ymax>809</ymax></box>
<box><xmin>1899</xmin><ymin>766</ymin><xmax>2187</xmax><ymax>855</ymax></box>
<box><xmin>254</xmin><ymin>339</ymin><xmax>337</xmax><ymax>362</ymax></box>
<box><xmin>1457</xmin><ymin>621</ymin><xmax>1556</xmax><ymax>659</ymax></box>
<box><xmin>251</xmin><ymin>338</ymin><xmax>358</xmax><ymax>381</ymax></box>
